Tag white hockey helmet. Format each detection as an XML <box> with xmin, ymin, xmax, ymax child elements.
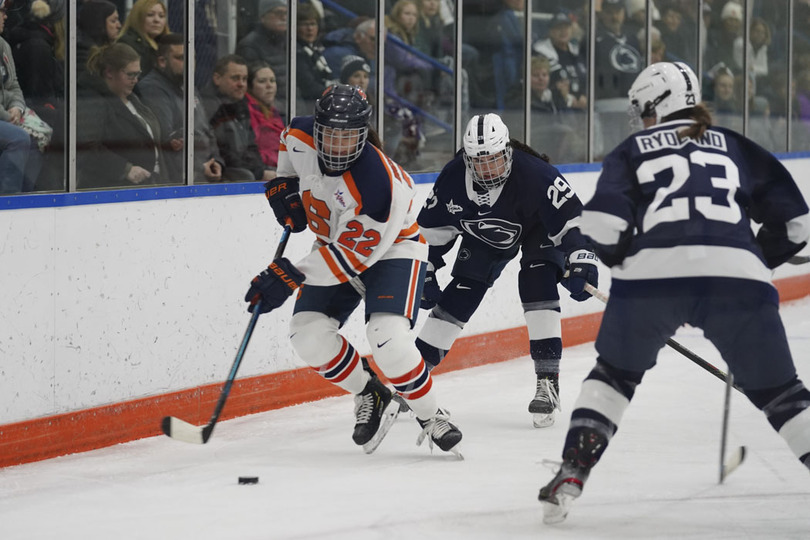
<box><xmin>462</xmin><ymin>113</ymin><xmax>513</xmax><ymax>190</ymax></box>
<box><xmin>628</xmin><ymin>62</ymin><xmax>700</xmax><ymax>129</ymax></box>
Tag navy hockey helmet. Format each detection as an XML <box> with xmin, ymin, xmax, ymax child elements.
<box><xmin>462</xmin><ymin>113</ymin><xmax>513</xmax><ymax>190</ymax></box>
<box><xmin>314</xmin><ymin>84</ymin><xmax>372</xmax><ymax>172</ymax></box>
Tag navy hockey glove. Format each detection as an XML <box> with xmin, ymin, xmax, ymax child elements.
<box><xmin>562</xmin><ymin>249</ymin><xmax>598</xmax><ymax>302</ymax></box>
<box><xmin>420</xmin><ymin>269</ymin><xmax>441</xmax><ymax>310</ymax></box>
<box><xmin>245</xmin><ymin>258</ymin><xmax>306</xmax><ymax>313</ymax></box>
<box><xmin>265</xmin><ymin>177</ymin><xmax>307</xmax><ymax>233</ymax></box>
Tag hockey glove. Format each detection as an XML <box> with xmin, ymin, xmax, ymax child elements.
<box><xmin>245</xmin><ymin>258</ymin><xmax>306</xmax><ymax>313</ymax></box>
<box><xmin>265</xmin><ymin>177</ymin><xmax>307</xmax><ymax>233</ymax></box>
<box><xmin>562</xmin><ymin>249</ymin><xmax>598</xmax><ymax>302</ymax></box>
<box><xmin>420</xmin><ymin>269</ymin><xmax>441</xmax><ymax>310</ymax></box>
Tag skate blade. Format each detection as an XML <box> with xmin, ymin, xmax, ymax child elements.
<box><xmin>448</xmin><ymin>445</ymin><xmax>464</xmax><ymax>460</ymax></box>
<box><xmin>533</xmin><ymin>412</ymin><xmax>556</xmax><ymax>428</ymax></box>
<box><xmin>541</xmin><ymin>486</ymin><xmax>579</xmax><ymax>524</ymax></box>
<box><xmin>362</xmin><ymin>400</ymin><xmax>400</xmax><ymax>454</ymax></box>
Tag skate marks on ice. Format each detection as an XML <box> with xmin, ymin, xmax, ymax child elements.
<box><xmin>1</xmin><ymin>300</ymin><xmax>810</xmax><ymax>539</ymax></box>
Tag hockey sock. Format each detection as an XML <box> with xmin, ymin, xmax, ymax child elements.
<box><xmin>745</xmin><ymin>377</ymin><xmax>810</xmax><ymax>470</ymax></box>
<box><xmin>564</xmin><ymin>359</ymin><xmax>644</xmax><ymax>463</ymax></box>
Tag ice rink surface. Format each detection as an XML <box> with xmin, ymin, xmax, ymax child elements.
<box><xmin>3</xmin><ymin>299</ymin><xmax>810</xmax><ymax>540</ymax></box>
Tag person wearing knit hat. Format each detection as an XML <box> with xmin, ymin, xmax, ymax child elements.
<box><xmin>259</xmin><ymin>0</ymin><xmax>287</xmax><ymax>17</ymax></box>
<box><xmin>235</xmin><ymin>0</ymin><xmax>289</xmax><ymax>103</ymax></box>
<box><xmin>30</xmin><ymin>0</ymin><xmax>66</xmax><ymax>24</ymax></box>
<box><xmin>339</xmin><ymin>55</ymin><xmax>370</xmax><ymax>87</ymax></box>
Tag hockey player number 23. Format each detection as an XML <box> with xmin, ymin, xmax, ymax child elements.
<box><xmin>637</xmin><ymin>150</ymin><xmax>741</xmax><ymax>232</ymax></box>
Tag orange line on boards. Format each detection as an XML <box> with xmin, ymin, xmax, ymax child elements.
<box><xmin>1</xmin><ymin>275</ymin><xmax>808</xmax><ymax>468</ymax></box>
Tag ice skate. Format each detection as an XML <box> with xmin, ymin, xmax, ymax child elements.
<box><xmin>352</xmin><ymin>374</ymin><xmax>399</xmax><ymax>454</ymax></box>
<box><xmin>391</xmin><ymin>392</ymin><xmax>411</xmax><ymax>413</ymax></box>
<box><xmin>529</xmin><ymin>375</ymin><xmax>560</xmax><ymax>428</ymax></box>
<box><xmin>538</xmin><ymin>428</ymin><xmax>606</xmax><ymax>524</ymax></box>
<box><xmin>416</xmin><ymin>409</ymin><xmax>463</xmax><ymax>459</ymax></box>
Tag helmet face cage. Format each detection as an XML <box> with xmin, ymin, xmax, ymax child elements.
<box><xmin>313</xmin><ymin>83</ymin><xmax>372</xmax><ymax>172</ymax></box>
<box><xmin>463</xmin><ymin>146</ymin><xmax>513</xmax><ymax>190</ymax></box>
<box><xmin>314</xmin><ymin>123</ymin><xmax>369</xmax><ymax>172</ymax></box>
<box><xmin>462</xmin><ymin>113</ymin><xmax>513</xmax><ymax>190</ymax></box>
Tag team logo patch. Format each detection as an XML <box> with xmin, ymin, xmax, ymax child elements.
<box><xmin>446</xmin><ymin>199</ymin><xmax>463</xmax><ymax>214</ymax></box>
<box><xmin>334</xmin><ymin>189</ymin><xmax>347</xmax><ymax>208</ymax></box>
<box><xmin>459</xmin><ymin>218</ymin><xmax>522</xmax><ymax>250</ymax></box>
<box><xmin>458</xmin><ymin>248</ymin><xmax>471</xmax><ymax>261</ymax></box>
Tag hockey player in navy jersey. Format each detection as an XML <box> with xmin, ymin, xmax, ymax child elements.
<box><xmin>244</xmin><ymin>84</ymin><xmax>462</xmax><ymax>456</ymax></box>
<box><xmin>415</xmin><ymin>113</ymin><xmax>599</xmax><ymax>428</ymax></box>
<box><xmin>539</xmin><ymin>62</ymin><xmax>810</xmax><ymax>523</ymax></box>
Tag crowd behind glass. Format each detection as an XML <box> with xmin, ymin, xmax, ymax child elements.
<box><xmin>1</xmin><ymin>0</ymin><xmax>809</xmax><ymax>195</ymax></box>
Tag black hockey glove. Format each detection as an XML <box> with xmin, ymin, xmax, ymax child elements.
<box><xmin>562</xmin><ymin>249</ymin><xmax>598</xmax><ymax>302</ymax></box>
<box><xmin>265</xmin><ymin>177</ymin><xmax>307</xmax><ymax>233</ymax></box>
<box><xmin>420</xmin><ymin>269</ymin><xmax>441</xmax><ymax>310</ymax></box>
<box><xmin>245</xmin><ymin>258</ymin><xmax>306</xmax><ymax>313</ymax></box>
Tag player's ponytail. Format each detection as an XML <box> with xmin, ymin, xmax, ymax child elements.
<box><xmin>667</xmin><ymin>103</ymin><xmax>713</xmax><ymax>141</ymax></box>
<box><xmin>510</xmin><ymin>138</ymin><xmax>551</xmax><ymax>163</ymax></box>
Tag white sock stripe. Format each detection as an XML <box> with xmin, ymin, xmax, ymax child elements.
<box><xmin>778</xmin><ymin>407</ymin><xmax>810</xmax><ymax>460</ymax></box>
<box><xmin>573</xmin><ymin>379</ymin><xmax>631</xmax><ymax>428</ymax></box>
<box><xmin>418</xmin><ymin>316</ymin><xmax>463</xmax><ymax>351</ymax></box>
<box><xmin>524</xmin><ymin>309</ymin><xmax>562</xmax><ymax>340</ymax></box>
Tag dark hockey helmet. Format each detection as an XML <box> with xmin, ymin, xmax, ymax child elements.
<box><xmin>314</xmin><ymin>84</ymin><xmax>372</xmax><ymax>172</ymax></box>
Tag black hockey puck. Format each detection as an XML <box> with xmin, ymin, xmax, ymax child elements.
<box><xmin>238</xmin><ymin>476</ymin><xmax>259</xmax><ymax>485</ymax></box>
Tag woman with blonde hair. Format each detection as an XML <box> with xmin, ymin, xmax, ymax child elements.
<box><xmin>117</xmin><ymin>0</ymin><xmax>169</xmax><ymax>78</ymax></box>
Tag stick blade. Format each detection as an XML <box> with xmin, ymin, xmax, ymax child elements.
<box><xmin>161</xmin><ymin>416</ymin><xmax>212</xmax><ymax>444</ymax></box>
<box><xmin>720</xmin><ymin>445</ymin><xmax>747</xmax><ymax>483</ymax></box>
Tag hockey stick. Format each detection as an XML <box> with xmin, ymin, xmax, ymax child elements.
<box><xmin>584</xmin><ymin>284</ymin><xmax>744</xmax><ymax>394</ymax></box>
<box><xmin>788</xmin><ymin>254</ymin><xmax>810</xmax><ymax>265</ymax></box>
<box><xmin>719</xmin><ymin>372</ymin><xmax>747</xmax><ymax>483</ymax></box>
<box><xmin>161</xmin><ymin>224</ymin><xmax>293</xmax><ymax>444</ymax></box>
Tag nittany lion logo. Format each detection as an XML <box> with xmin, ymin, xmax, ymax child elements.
<box><xmin>609</xmin><ymin>42</ymin><xmax>642</xmax><ymax>74</ymax></box>
<box><xmin>459</xmin><ymin>218</ymin><xmax>522</xmax><ymax>250</ymax></box>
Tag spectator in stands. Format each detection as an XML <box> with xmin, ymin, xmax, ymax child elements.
<box><xmin>0</xmin><ymin>1</ymin><xmax>42</xmax><ymax>193</ymax></box>
<box><xmin>235</xmin><ymin>0</ymin><xmax>288</xmax><ymax>106</ymax></box>
<box><xmin>414</xmin><ymin>0</ymin><xmax>444</xmax><ymax>58</ymax></box>
<box><xmin>296</xmin><ymin>3</ymin><xmax>333</xmax><ymax>105</ymax></box>
<box><xmin>733</xmin><ymin>16</ymin><xmax>771</xmax><ymax>84</ymax></box>
<box><xmin>8</xmin><ymin>0</ymin><xmax>66</xmax><ymax>191</ymax></box>
<box><xmin>246</xmin><ymin>61</ymin><xmax>284</xmax><ymax>169</ymax></box>
<box><xmin>167</xmin><ymin>0</ymin><xmax>218</xmax><ymax>89</ymax></box>
<box><xmin>492</xmin><ymin>0</ymin><xmax>525</xmax><ymax>110</ymax></box>
<box><xmin>76</xmin><ymin>43</ymin><xmax>164</xmax><ymax>189</ymax></box>
<box><xmin>590</xmin><ymin>0</ymin><xmax>643</xmax><ymax>158</ymax></box>
<box><xmin>529</xmin><ymin>56</ymin><xmax>557</xmax><ymax>113</ymax></box>
<box><xmin>532</xmin><ymin>11</ymin><xmax>587</xmax><ymax>110</ymax></box>
<box><xmin>386</xmin><ymin>0</ymin><xmax>420</xmax><ymax>47</ymax></box>
<box><xmin>201</xmin><ymin>54</ymin><xmax>276</xmax><ymax>182</ymax></box>
<box><xmin>705</xmin><ymin>0</ymin><xmax>743</xmax><ymax>75</ymax></box>
<box><xmin>654</xmin><ymin>3</ymin><xmax>695</xmax><ymax>63</ymax></box>
<box><xmin>137</xmin><ymin>33</ymin><xmax>224</xmax><ymax>183</ymax></box>
<box><xmin>77</xmin><ymin>0</ymin><xmax>121</xmax><ymax>74</ymax></box>
<box><xmin>117</xmin><ymin>0</ymin><xmax>169</xmax><ymax>79</ymax></box>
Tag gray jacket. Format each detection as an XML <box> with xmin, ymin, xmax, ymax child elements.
<box><xmin>0</xmin><ymin>37</ymin><xmax>27</xmax><ymax>122</ymax></box>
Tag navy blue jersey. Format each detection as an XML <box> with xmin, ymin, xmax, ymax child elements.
<box><xmin>419</xmin><ymin>147</ymin><xmax>588</xmax><ymax>271</ymax></box>
<box><xmin>582</xmin><ymin>119</ymin><xmax>810</xmax><ymax>296</ymax></box>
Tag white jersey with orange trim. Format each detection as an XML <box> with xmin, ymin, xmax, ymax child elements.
<box><xmin>276</xmin><ymin>116</ymin><xmax>427</xmax><ymax>287</ymax></box>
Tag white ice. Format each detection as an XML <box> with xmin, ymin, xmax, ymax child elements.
<box><xmin>3</xmin><ymin>299</ymin><xmax>810</xmax><ymax>540</ymax></box>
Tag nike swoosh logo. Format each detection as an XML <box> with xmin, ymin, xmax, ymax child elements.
<box><xmin>292</xmin><ymin>147</ymin><xmax>305</xmax><ymax>153</ymax></box>
<box><xmin>456</xmin><ymin>284</ymin><xmax>471</xmax><ymax>290</ymax></box>
<box><xmin>478</xmin><ymin>210</ymin><xmax>492</xmax><ymax>215</ymax></box>
<box><xmin>376</xmin><ymin>339</ymin><xmax>392</xmax><ymax>348</ymax></box>
<box><xmin>529</xmin><ymin>262</ymin><xmax>546</xmax><ymax>268</ymax></box>
<box><xmin>539</xmin><ymin>243</ymin><xmax>554</xmax><ymax>249</ymax></box>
